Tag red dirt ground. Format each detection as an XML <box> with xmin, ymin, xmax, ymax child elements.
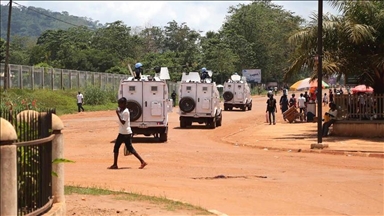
<box><xmin>61</xmin><ymin>95</ymin><xmax>384</xmax><ymax>215</ymax></box>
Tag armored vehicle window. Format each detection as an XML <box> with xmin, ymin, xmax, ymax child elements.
<box><xmin>238</xmin><ymin>85</ymin><xmax>242</xmax><ymax>88</ymax></box>
<box><xmin>228</xmin><ymin>85</ymin><xmax>231</xmax><ymax>88</ymax></box>
<box><xmin>186</xmin><ymin>86</ymin><xmax>192</xmax><ymax>91</ymax></box>
<box><xmin>203</xmin><ymin>87</ymin><xmax>208</xmax><ymax>91</ymax></box>
<box><xmin>129</xmin><ymin>86</ymin><xmax>135</xmax><ymax>91</ymax></box>
<box><xmin>151</xmin><ymin>86</ymin><xmax>158</xmax><ymax>91</ymax></box>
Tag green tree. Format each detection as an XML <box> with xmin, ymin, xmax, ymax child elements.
<box><xmin>0</xmin><ymin>38</ymin><xmax>5</xmax><ymax>63</ymax></box>
<box><xmin>200</xmin><ymin>31</ymin><xmax>238</xmax><ymax>84</ymax></box>
<box><xmin>220</xmin><ymin>0</ymin><xmax>304</xmax><ymax>83</ymax></box>
<box><xmin>163</xmin><ymin>20</ymin><xmax>201</xmax><ymax>70</ymax></box>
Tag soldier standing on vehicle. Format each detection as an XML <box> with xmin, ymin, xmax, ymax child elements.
<box><xmin>134</xmin><ymin>62</ymin><xmax>143</xmax><ymax>80</ymax></box>
<box><xmin>201</xmin><ymin>67</ymin><xmax>210</xmax><ymax>81</ymax></box>
<box><xmin>171</xmin><ymin>90</ymin><xmax>177</xmax><ymax>107</ymax></box>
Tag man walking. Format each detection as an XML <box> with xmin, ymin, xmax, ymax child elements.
<box><xmin>109</xmin><ymin>97</ymin><xmax>147</xmax><ymax>169</ymax></box>
<box><xmin>77</xmin><ymin>91</ymin><xmax>85</xmax><ymax>112</ymax></box>
<box><xmin>279</xmin><ymin>92</ymin><xmax>289</xmax><ymax>121</ymax></box>
<box><xmin>171</xmin><ymin>90</ymin><xmax>177</xmax><ymax>107</ymax></box>
<box><xmin>266</xmin><ymin>95</ymin><xmax>277</xmax><ymax>125</ymax></box>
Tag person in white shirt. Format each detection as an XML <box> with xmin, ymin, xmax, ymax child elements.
<box><xmin>297</xmin><ymin>93</ymin><xmax>307</xmax><ymax>120</ymax></box>
<box><xmin>77</xmin><ymin>92</ymin><xmax>85</xmax><ymax>112</ymax></box>
<box><xmin>322</xmin><ymin>102</ymin><xmax>338</xmax><ymax>137</ymax></box>
<box><xmin>108</xmin><ymin>97</ymin><xmax>147</xmax><ymax>170</ymax></box>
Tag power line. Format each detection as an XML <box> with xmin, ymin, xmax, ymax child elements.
<box><xmin>13</xmin><ymin>1</ymin><xmax>84</xmax><ymax>28</ymax></box>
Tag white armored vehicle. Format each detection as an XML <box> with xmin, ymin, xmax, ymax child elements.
<box><xmin>118</xmin><ymin>66</ymin><xmax>173</xmax><ymax>142</ymax></box>
<box><xmin>178</xmin><ymin>71</ymin><xmax>223</xmax><ymax>129</ymax></box>
<box><xmin>223</xmin><ymin>73</ymin><xmax>252</xmax><ymax>111</ymax></box>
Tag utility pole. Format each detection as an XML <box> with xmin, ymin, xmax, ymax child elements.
<box><xmin>317</xmin><ymin>0</ymin><xmax>323</xmax><ymax>144</ymax></box>
<box><xmin>4</xmin><ymin>0</ymin><xmax>13</xmax><ymax>90</ymax></box>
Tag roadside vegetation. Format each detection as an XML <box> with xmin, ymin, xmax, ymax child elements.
<box><xmin>65</xmin><ymin>185</ymin><xmax>212</xmax><ymax>214</ymax></box>
<box><xmin>0</xmin><ymin>87</ymin><xmax>117</xmax><ymax>115</ymax></box>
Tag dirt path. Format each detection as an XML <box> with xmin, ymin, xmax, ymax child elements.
<box><xmin>61</xmin><ymin>96</ymin><xmax>384</xmax><ymax>215</ymax></box>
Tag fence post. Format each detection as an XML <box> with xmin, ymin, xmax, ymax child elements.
<box><xmin>0</xmin><ymin>118</ymin><xmax>18</xmax><ymax>216</ymax></box>
<box><xmin>31</xmin><ymin>66</ymin><xmax>34</xmax><ymax>90</ymax></box>
<box><xmin>60</xmin><ymin>69</ymin><xmax>63</xmax><ymax>90</ymax></box>
<box><xmin>51</xmin><ymin>114</ymin><xmax>65</xmax><ymax>205</ymax></box>
<box><xmin>51</xmin><ymin>69</ymin><xmax>54</xmax><ymax>90</ymax></box>
<box><xmin>42</xmin><ymin>67</ymin><xmax>45</xmax><ymax>89</ymax></box>
<box><xmin>19</xmin><ymin>65</ymin><xmax>23</xmax><ymax>89</ymax></box>
<box><xmin>69</xmin><ymin>71</ymin><xmax>72</xmax><ymax>89</ymax></box>
<box><xmin>77</xmin><ymin>71</ymin><xmax>80</xmax><ymax>89</ymax></box>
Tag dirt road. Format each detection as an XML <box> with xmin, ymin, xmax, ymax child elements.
<box><xmin>62</xmin><ymin>96</ymin><xmax>384</xmax><ymax>215</ymax></box>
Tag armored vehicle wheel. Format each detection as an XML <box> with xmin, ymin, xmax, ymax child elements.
<box><xmin>179</xmin><ymin>97</ymin><xmax>196</xmax><ymax>113</ymax></box>
<box><xmin>159</xmin><ymin>132</ymin><xmax>168</xmax><ymax>142</ymax></box>
<box><xmin>216</xmin><ymin>113</ymin><xmax>222</xmax><ymax>127</ymax></box>
<box><xmin>223</xmin><ymin>91</ymin><xmax>234</xmax><ymax>101</ymax></box>
<box><xmin>187</xmin><ymin>121</ymin><xmax>192</xmax><ymax>127</ymax></box>
<box><xmin>207</xmin><ymin>117</ymin><xmax>216</xmax><ymax>129</ymax></box>
<box><xmin>248</xmin><ymin>102</ymin><xmax>252</xmax><ymax>111</ymax></box>
<box><xmin>180</xmin><ymin>117</ymin><xmax>187</xmax><ymax>128</ymax></box>
<box><xmin>241</xmin><ymin>105</ymin><xmax>246</xmax><ymax>111</ymax></box>
<box><xmin>127</xmin><ymin>100</ymin><xmax>142</xmax><ymax>121</ymax></box>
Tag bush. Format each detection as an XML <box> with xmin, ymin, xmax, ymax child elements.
<box><xmin>0</xmin><ymin>88</ymin><xmax>116</xmax><ymax>115</ymax></box>
<box><xmin>83</xmin><ymin>85</ymin><xmax>117</xmax><ymax>105</ymax></box>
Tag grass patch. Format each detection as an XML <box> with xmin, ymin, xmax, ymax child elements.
<box><xmin>1</xmin><ymin>88</ymin><xmax>117</xmax><ymax>116</ymax></box>
<box><xmin>65</xmin><ymin>185</ymin><xmax>212</xmax><ymax>215</ymax></box>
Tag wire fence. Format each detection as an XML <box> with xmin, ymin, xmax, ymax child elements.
<box><xmin>0</xmin><ymin>63</ymin><xmax>128</xmax><ymax>91</ymax></box>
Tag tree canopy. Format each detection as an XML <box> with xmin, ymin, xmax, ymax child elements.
<box><xmin>1</xmin><ymin>1</ymin><xmax>304</xmax><ymax>84</ymax></box>
<box><xmin>285</xmin><ymin>0</ymin><xmax>384</xmax><ymax>94</ymax></box>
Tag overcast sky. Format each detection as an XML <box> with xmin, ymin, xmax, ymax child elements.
<box><xmin>6</xmin><ymin>1</ymin><xmax>339</xmax><ymax>33</ymax></box>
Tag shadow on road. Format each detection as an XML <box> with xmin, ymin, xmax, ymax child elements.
<box><xmin>173</xmin><ymin>126</ymin><xmax>214</xmax><ymax>130</ymax></box>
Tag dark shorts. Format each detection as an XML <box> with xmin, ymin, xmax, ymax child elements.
<box><xmin>113</xmin><ymin>134</ymin><xmax>136</xmax><ymax>154</ymax></box>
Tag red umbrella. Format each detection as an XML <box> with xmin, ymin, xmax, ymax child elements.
<box><xmin>351</xmin><ymin>85</ymin><xmax>374</xmax><ymax>94</ymax></box>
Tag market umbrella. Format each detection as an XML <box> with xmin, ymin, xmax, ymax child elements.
<box><xmin>290</xmin><ymin>78</ymin><xmax>329</xmax><ymax>91</ymax></box>
<box><xmin>351</xmin><ymin>85</ymin><xmax>374</xmax><ymax>94</ymax></box>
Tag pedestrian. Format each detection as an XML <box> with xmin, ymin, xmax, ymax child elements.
<box><xmin>289</xmin><ymin>94</ymin><xmax>297</xmax><ymax>108</ymax></box>
<box><xmin>322</xmin><ymin>102</ymin><xmax>338</xmax><ymax>137</ymax></box>
<box><xmin>329</xmin><ymin>89</ymin><xmax>334</xmax><ymax>103</ymax></box>
<box><xmin>279</xmin><ymin>92</ymin><xmax>289</xmax><ymax>121</ymax></box>
<box><xmin>77</xmin><ymin>91</ymin><xmax>85</xmax><ymax>112</ymax></box>
<box><xmin>304</xmin><ymin>91</ymin><xmax>310</xmax><ymax>104</ymax></box>
<box><xmin>171</xmin><ymin>90</ymin><xmax>177</xmax><ymax>107</ymax></box>
<box><xmin>323</xmin><ymin>93</ymin><xmax>328</xmax><ymax>106</ymax></box>
<box><xmin>298</xmin><ymin>93</ymin><xmax>307</xmax><ymax>121</ymax></box>
<box><xmin>274</xmin><ymin>86</ymin><xmax>278</xmax><ymax>96</ymax></box>
<box><xmin>266</xmin><ymin>94</ymin><xmax>277</xmax><ymax>125</ymax></box>
<box><xmin>108</xmin><ymin>97</ymin><xmax>147</xmax><ymax>170</ymax></box>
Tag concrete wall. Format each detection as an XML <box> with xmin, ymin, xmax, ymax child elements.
<box><xmin>333</xmin><ymin>121</ymin><xmax>384</xmax><ymax>137</ymax></box>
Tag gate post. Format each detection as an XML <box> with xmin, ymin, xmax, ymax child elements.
<box><xmin>51</xmin><ymin>114</ymin><xmax>65</xmax><ymax>204</ymax></box>
<box><xmin>0</xmin><ymin>118</ymin><xmax>18</xmax><ymax>216</ymax></box>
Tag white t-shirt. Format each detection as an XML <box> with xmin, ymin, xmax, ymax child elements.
<box><xmin>328</xmin><ymin>109</ymin><xmax>338</xmax><ymax>120</ymax></box>
<box><xmin>118</xmin><ymin>108</ymin><xmax>132</xmax><ymax>135</ymax></box>
<box><xmin>77</xmin><ymin>94</ymin><xmax>83</xmax><ymax>103</ymax></box>
<box><xmin>298</xmin><ymin>96</ymin><xmax>306</xmax><ymax>108</ymax></box>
